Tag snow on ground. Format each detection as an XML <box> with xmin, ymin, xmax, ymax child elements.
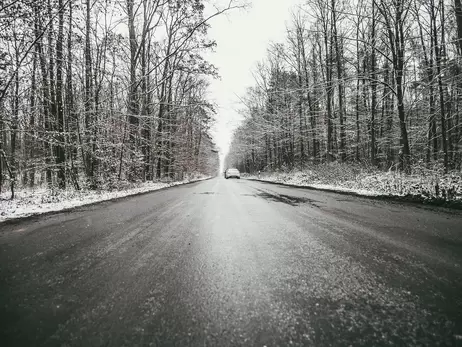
<box><xmin>245</xmin><ymin>164</ymin><xmax>462</xmax><ymax>204</ymax></box>
<box><xmin>0</xmin><ymin>176</ymin><xmax>210</xmax><ymax>223</ymax></box>
<box><xmin>247</xmin><ymin>174</ymin><xmax>383</xmax><ymax>196</ymax></box>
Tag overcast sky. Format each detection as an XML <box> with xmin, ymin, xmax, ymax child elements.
<box><xmin>205</xmin><ymin>0</ymin><xmax>303</xmax><ymax>165</ymax></box>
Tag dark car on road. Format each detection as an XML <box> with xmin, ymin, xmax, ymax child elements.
<box><xmin>225</xmin><ymin>168</ymin><xmax>240</xmax><ymax>179</ymax></box>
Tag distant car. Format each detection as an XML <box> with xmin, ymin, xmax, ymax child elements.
<box><xmin>225</xmin><ymin>168</ymin><xmax>240</xmax><ymax>179</ymax></box>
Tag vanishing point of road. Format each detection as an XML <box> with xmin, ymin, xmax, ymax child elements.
<box><xmin>1</xmin><ymin>178</ymin><xmax>462</xmax><ymax>346</ymax></box>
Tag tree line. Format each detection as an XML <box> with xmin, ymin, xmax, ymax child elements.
<box><xmin>0</xmin><ymin>0</ymin><xmax>239</xmax><ymax>197</ymax></box>
<box><xmin>226</xmin><ymin>0</ymin><xmax>462</xmax><ymax>176</ymax></box>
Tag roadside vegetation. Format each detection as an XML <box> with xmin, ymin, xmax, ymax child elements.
<box><xmin>0</xmin><ymin>1</ymin><xmax>244</xmax><ymax>199</ymax></box>
<box><xmin>226</xmin><ymin>0</ymin><xmax>462</xmax><ymax>205</ymax></box>
<box><xmin>0</xmin><ymin>173</ymin><xmax>209</xmax><ymax>222</ymax></box>
<box><xmin>245</xmin><ymin>163</ymin><xmax>462</xmax><ymax>207</ymax></box>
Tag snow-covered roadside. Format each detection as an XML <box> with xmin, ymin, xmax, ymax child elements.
<box><xmin>0</xmin><ymin>176</ymin><xmax>210</xmax><ymax>223</ymax></box>
<box><xmin>244</xmin><ymin>167</ymin><xmax>462</xmax><ymax>207</ymax></box>
<box><xmin>248</xmin><ymin>176</ymin><xmax>385</xmax><ymax>196</ymax></box>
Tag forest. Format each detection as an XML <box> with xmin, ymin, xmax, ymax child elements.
<box><xmin>0</xmin><ymin>0</ymin><xmax>238</xmax><ymax>198</ymax></box>
<box><xmin>226</xmin><ymin>0</ymin><xmax>462</xmax><ymax>183</ymax></box>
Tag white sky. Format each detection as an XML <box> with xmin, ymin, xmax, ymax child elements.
<box><xmin>205</xmin><ymin>0</ymin><xmax>303</xmax><ymax>165</ymax></box>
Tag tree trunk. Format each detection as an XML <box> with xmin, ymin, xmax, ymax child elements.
<box><xmin>84</xmin><ymin>0</ymin><xmax>95</xmax><ymax>186</ymax></box>
<box><xmin>127</xmin><ymin>0</ymin><xmax>139</xmax><ymax>181</ymax></box>
<box><xmin>455</xmin><ymin>0</ymin><xmax>462</xmax><ymax>54</ymax></box>
<box><xmin>431</xmin><ymin>0</ymin><xmax>449</xmax><ymax>172</ymax></box>
<box><xmin>332</xmin><ymin>0</ymin><xmax>346</xmax><ymax>161</ymax></box>
<box><xmin>66</xmin><ymin>0</ymin><xmax>79</xmax><ymax>189</ymax></box>
<box><xmin>55</xmin><ymin>0</ymin><xmax>66</xmax><ymax>188</ymax></box>
<box><xmin>370</xmin><ymin>1</ymin><xmax>377</xmax><ymax>165</ymax></box>
<box><xmin>377</xmin><ymin>0</ymin><xmax>411</xmax><ymax>173</ymax></box>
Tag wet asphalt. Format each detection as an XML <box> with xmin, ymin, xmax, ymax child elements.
<box><xmin>1</xmin><ymin>177</ymin><xmax>462</xmax><ymax>347</ymax></box>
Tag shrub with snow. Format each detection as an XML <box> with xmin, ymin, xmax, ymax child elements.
<box><xmin>250</xmin><ymin>163</ymin><xmax>462</xmax><ymax>205</ymax></box>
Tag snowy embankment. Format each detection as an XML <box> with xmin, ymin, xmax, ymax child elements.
<box><xmin>245</xmin><ymin>163</ymin><xmax>462</xmax><ymax>208</ymax></box>
<box><xmin>0</xmin><ymin>175</ymin><xmax>210</xmax><ymax>223</ymax></box>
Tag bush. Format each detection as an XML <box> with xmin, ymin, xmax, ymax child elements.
<box><xmin>253</xmin><ymin>162</ymin><xmax>462</xmax><ymax>203</ymax></box>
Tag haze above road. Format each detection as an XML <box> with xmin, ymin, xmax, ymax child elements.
<box><xmin>1</xmin><ymin>178</ymin><xmax>462</xmax><ymax>346</ymax></box>
<box><xmin>205</xmin><ymin>0</ymin><xmax>303</xmax><ymax>162</ymax></box>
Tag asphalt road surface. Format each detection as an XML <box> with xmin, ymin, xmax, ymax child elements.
<box><xmin>1</xmin><ymin>178</ymin><xmax>462</xmax><ymax>346</ymax></box>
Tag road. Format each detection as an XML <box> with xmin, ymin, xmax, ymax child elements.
<box><xmin>1</xmin><ymin>178</ymin><xmax>462</xmax><ymax>346</ymax></box>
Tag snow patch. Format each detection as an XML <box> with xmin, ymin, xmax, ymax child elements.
<box><xmin>0</xmin><ymin>176</ymin><xmax>210</xmax><ymax>223</ymax></box>
<box><xmin>245</xmin><ymin>163</ymin><xmax>462</xmax><ymax>204</ymax></box>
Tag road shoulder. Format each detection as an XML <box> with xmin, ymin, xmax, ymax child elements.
<box><xmin>0</xmin><ymin>177</ymin><xmax>211</xmax><ymax>225</ymax></box>
<box><xmin>244</xmin><ymin>177</ymin><xmax>462</xmax><ymax>210</ymax></box>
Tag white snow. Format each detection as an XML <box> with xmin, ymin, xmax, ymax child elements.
<box><xmin>302</xmin><ymin>183</ymin><xmax>382</xmax><ymax>196</ymax></box>
<box><xmin>252</xmin><ymin>176</ymin><xmax>383</xmax><ymax>196</ymax></box>
<box><xmin>245</xmin><ymin>165</ymin><xmax>462</xmax><ymax>203</ymax></box>
<box><xmin>0</xmin><ymin>176</ymin><xmax>210</xmax><ymax>223</ymax></box>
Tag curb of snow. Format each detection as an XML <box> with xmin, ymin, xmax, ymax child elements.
<box><xmin>245</xmin><ymin>178</ymin><xmax>462</xmax><ymax>210</ymax></box>
<box><xmin>0</xmin><ymin>177</ymin><xmax>211</xmax><ymax>225</ymax></box>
